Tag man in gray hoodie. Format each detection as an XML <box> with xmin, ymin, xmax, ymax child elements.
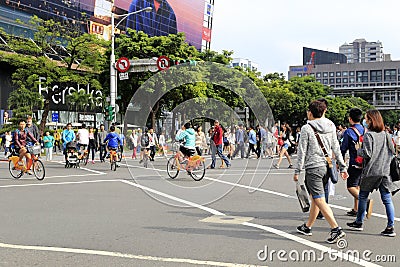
<box><xmin>294</xmin><ymin>100</ymin><xmax>349</xmax><ymax>244</ymax></box>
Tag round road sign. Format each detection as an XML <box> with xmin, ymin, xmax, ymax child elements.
<box><xmin>157</xmin><ymin>56</ymin><xmax>170</xmax><ymax>71</ymax></box>
<box><xmin>116</xmin><ymin>57</ymin><xmax>131</xmax><ymax>73</ymax></box>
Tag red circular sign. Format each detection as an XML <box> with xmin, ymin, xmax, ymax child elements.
<box><xmin>157</xmin><ymin>56</ymin><xmax>170</xmax><ymax>71</ymax></box>
<box><xmin>116</xmin><ymin>57</ymin><xmax>130</xmax><ymax>73</ymax></box>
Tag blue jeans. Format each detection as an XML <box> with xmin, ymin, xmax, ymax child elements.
<box><xmin>356</xmin><ymin>184</ymin><xmax>395</xmax><ymax>227</ymax></box>
<box><xmin>211</xmin><ymin>144</ymin><xmax>230</xmax><ymax>168</ymax></box>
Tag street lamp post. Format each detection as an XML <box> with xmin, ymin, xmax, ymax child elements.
<box><xmin>110</xmin><ymin>6</ymin><xmax>152</xmax><ymax>122</ymax></box>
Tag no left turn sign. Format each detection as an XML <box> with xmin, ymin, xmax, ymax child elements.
<box><xmin>157</xmin><ymin>56</ymin><xmax>170</xmax><ymax>71</ymax></box>
<box><xmin>116</xmin><ymin>57</ymin><xmax>130</xmax><ymax>72</ymax></box>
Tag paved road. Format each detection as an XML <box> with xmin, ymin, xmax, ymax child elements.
<box><xmin>0</xmin><ymin>152</ymin><xmax>399</xmax><ymax>266</ymax></box>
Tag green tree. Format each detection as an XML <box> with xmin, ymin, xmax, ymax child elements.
<box><xmin>2</xmin><ymin>16</ymin><xmax>107</xmax><ymax>134</ymax></box>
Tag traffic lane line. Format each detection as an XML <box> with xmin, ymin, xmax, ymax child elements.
<box><xmin>118</xmin><ymin>179</ymin><xmax>379</xmax><ymax>266</ymax></box>
<box><xmin>0</xmin><ymin>242</ymin><xmax>262</xmax><ymax>267</ymax></box>
<box><xmin>0</xmin><ymin>179</ymin><xmax>120</xmax><ymax>188</ymax></box>
<box><xmin>119</xmin><ymin>180</ymin><xmax>225</xmax><ymax>216</ymax></box>
<box><xmin>123</xmin><ymin>164</ymin><xmax>400</xmax><ymax>222</ymax></box>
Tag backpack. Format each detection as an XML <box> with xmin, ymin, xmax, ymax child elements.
<box><xmin>351</xmin><ymin>127</ymin><xmax>364</xmax><ymax>168</ymax></box>
<box><xmin>141</xmin><ymin>133</ymin><xmax>149</xmax><ymax>147</ymax></box>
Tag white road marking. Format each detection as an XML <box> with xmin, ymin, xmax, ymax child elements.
<box><xmin>242</xmin><ymin>222</ymin><xmax>381</xmax><ymax>267</ymax></box>
<box><xmin>118</xmin><ymin>179</ymin><xmax>380</xmax><ymax>266</ymax></box>
<box><xmin>125</xmin><ymin>164</ymin><xmax>400</xmax><ymax>223</ymax></box>
<box><xmin>119</xmin><ymin>180</ymin><xmax>225</xmax><ymax>216</ymax></box>
<box><xmin>0</xmin><ymin>242</ymin><xmax>261</xmax><ymax>267</ymax></box>
<box><xmin>0</xmin><ymin>180</ymin><xmax>119</xmax><ymax>188</ymax></box>
<box><xmin>204</xmin><ymin>176</ymin><xmax>295</xmax><ymax>199</ymax></box>
<box><xmin>55</xmin><ymin>161</ymin><xmax>107</xmax><ymax>175</ymax></box>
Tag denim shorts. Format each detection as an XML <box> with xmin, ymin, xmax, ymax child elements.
<box><xmin>305</xmin><ymin>166</ymin><xmax>328</xmax><ymax>199</ymax></box>
<box><xmin>282</xmin><ymin>143</ymin><xmax>289</xmax><ymax>149</ymax></box>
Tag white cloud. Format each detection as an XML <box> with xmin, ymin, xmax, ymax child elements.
<box><xmin>211</xmin><ymin>0</ymin><xmax>400</xmax><ymax>76</ymax></box>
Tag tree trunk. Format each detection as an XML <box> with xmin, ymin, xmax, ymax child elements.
<box><xmin>39</xmin><ymin>99</ymin><xmax>50</xmax><ymax>136</ymax></box>
<box><xmin>171</xmin><ymin>112</ymin><xmax>176</xmax><ymax>140</ymax></box>
<box><xmin>151</xmin><ymin>101</ymin><xmax>160</xmax><ymax>131</ymax></box>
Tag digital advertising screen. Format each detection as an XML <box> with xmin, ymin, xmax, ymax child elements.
<box><xmin>115</xmin><ymin>0</ymin><xmax>206</xmax><ymax>50</ymax></box>
<box><xmin>0</xmin><ymin>0</ymin><xmax>208</xmax><ymax>50</ymax></box>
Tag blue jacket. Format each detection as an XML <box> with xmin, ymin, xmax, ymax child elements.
<box><xmin>341</xmin><ymin>124</ymin><xmax>365</xmax><ymax>167</ymax></box>
<box><xmin>126</xmin><ymin>0</ymin><xmax>177</xmax><ymax>37</ymax></box>
<box><xmin>62</xmin><ymin>129</ymin><xmax>75</xmax><ymax>149</ymax></box>
<box><xmin>175</xmin><ymin>128</ymin><xmax>196</xmax><ymax>148</ymax></box>
<box><xmin>104</xmin><ymin>132</ymin><xmax>122</xmax><ymax>149</ymax></box>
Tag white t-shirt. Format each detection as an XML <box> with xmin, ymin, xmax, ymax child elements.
<box><xmin>394</xmin><ymin>130</ymin><xmax>400</xmax><ymax>146</ymax></box>
<box><xmin>77</xmin><ymin>129</ymin><xmax>89</xmax><ymax>145</ymax></box>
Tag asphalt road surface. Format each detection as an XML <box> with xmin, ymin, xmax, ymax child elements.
<box><xmin>0</xmin><ymin>152</ymin><xmax>399</xmax><ymax>267</ymax></box>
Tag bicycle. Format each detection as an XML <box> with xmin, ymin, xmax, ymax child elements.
<box><xmin>8</xmin><ymin>144</ymin><xmax>45</xmax><ymax>180</ymax></box>
<box><xmin>109</xmin><ymin>148</ymin><xmax>119</xmax><ymax>171</ymax></box>
<box><xmin>166</xmin><ymin>143</ymin><xmax>206</xmax><ymax>181</ymax></box>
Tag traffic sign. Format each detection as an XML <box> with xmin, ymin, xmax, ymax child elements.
<box><xmin>51</xmin><ymin>113</ymin><xmax>59</xmax><ymax>122</ymax></box>
<box><xmin>116</xmin><ymin>57</ymin><xmax>131</xmax><ymax>72</ymax></box>
<box><xmin>156</xmin><ymin>56</ymin><xmax>170</xmax><ymax>71</ymax></box>
<box><xmin>119</xmin><ymin>72</ymin><xmax>129</xmax><ymax>80</ymax></box>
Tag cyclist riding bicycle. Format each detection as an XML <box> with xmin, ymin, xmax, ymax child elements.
<box><xmin>175</xmin><ymin>122</ymin><xmax>196</xmax><ymax>163</ymax></box>
<box><xmin>103</xmin><ymin>125</ymin><xmax>122</xmax><ymax>164</ymax></box>
<box><xmin>14</xmin><ymin>119</ymin><xmax>39</xmax><ymax>175</ymax></box>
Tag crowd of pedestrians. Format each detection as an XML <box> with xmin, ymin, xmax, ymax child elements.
<box><xmin>293</xmin><ymin>99</ymin><xmax>399</xmax><ymax>244</ymax></box>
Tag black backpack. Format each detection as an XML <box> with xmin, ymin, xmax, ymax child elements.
<box><xmin>141</xmin><ymin>134</ymin><xmax>149</xmax><ymax>147</ymax></box>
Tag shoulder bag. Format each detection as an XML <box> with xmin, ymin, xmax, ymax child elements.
<box><xmin>308</xmin><ymin>124</ymin><xmax>339</xmax><ymax>184</ymax></box>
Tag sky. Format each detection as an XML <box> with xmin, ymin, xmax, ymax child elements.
<box><xmin>211</xmin><ymin>0</ymin><xmax>400</xmax><ymax>78</ymax></box>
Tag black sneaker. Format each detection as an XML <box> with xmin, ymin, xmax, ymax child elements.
<box><xmin>346</xmin><ymin>209</ymin><xmax>357</xmax><ymax>216</ymax></box>
<box><xmin>316</xmin><ymin>212</ymin><xmax>324</xmax><ymax>220</ymax></box>
<box><xmin>297</xmin><ymin>223</ymin><xmax>312</xmax><ymax>236</ymax></box>
<box><xmin>381</xmin><ymin>227</ymin><xmax>396</xmax><ymax>237</ymax></box>
<box><xmin>347</xmin><ymin>221</ymin><xmax>363</xmax><ymax>231</ymax></box>
<box><xmin>288</xmin><ymin>164</ymin><xmax>293</xmax><ymax>169</ymax></box>
<box><xmin>326</xmin><ymin>227</ymin><xmax>346</xmax><ymax>244</ymax></box>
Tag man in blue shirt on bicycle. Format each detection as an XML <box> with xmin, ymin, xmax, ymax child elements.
<box><xmin>104</xmin><ymin>126</ymin><xmax>122</xmax><ymax>163</ymax></box>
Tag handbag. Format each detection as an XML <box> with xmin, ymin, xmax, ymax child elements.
<box><xmin>390</xmin><ymin>156</ymin><xmax>400</xmax><ymax>182</ymax></box>
<box><xmin>308</xmin><ymin>124</ymin><xmax>339</xmax><ymax>184</ymax></box>
<box><xmin>296</xmin><ymin>181</ymin><xmax>310</xmax><ymax>212</ymax></box>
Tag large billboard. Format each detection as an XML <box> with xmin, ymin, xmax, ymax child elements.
<box><xmin>0</xmin><ymin>0</ymin><xmax>208</xmax><ymax>50</ymax></box>
<box><xmin>114</xmin><ymin>0</ymin><xmax>206</xmax><ymax>50</ymax></box>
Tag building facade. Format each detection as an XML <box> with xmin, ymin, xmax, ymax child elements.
<box><xmin>339</xmin><ymin>39</ymin><xmax>385</xmax><ymax>64</ymax></box>
<box><xmin>231</xmin><ymin>58</ymin><xmax>259</xmax><ymax>72</ymax></box>
<box><xmin>0</xmin><ymin>0</ymin><xmax>214</xmax><ymax>51</ymax></box>
<box><xmin>288</xmin><ymin>61</ymin><xmax>400</xmax><ymax>110</ymax></box>
<box><xmin>303</xmin><ymin>47</ymin><xmax>347</xmax><ymax>66</ymax></box>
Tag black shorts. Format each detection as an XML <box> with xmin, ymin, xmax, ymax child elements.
<box><xmin>347</xmin><ymin>165</ymin><xmax>362</xmax><ymax>188</ymax></box>
<box><xmin>180</xmin><ymin>146</ymin><xmax>195</xmax><ymax>158</ymax></box>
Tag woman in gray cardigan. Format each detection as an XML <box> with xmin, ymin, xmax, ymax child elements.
<box><xmin>347</xmin><ymin>109</ymin><xmax>400</xmax><ymax>237</ymax></box>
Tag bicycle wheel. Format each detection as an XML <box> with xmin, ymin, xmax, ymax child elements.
<box><xmin>167</xmin><ymin>157</ymin><xmax>179</xmax><ymax>179</ymax></box>
<box><xmin>190</xmin><ymin>160</ymin><xmax>206</xmax><ymax>181</ymax></box>
<box><xmin>82</xmin><ymin>153</ymin><xmax>89</xmax><ymax>166</ymax></box>
<box><xmin>111</xmin><ymin>160</ymin><xmax>117</xmax><ymax>171</ymax></box>
<box><xmin>33</xmin><ymin>160</ymin><xmax>45</xmax><ymax>180</ymax></box>
<box><xmin>9</xmin><ymin>161</ymin><xmax>23</xmax><ymax>179</ymax></box>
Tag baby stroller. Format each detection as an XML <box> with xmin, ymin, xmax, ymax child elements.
<box><xmin>65</xmin><ymin>141</ymin><xmax>80</xmax><ymax>168</ymax></box>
